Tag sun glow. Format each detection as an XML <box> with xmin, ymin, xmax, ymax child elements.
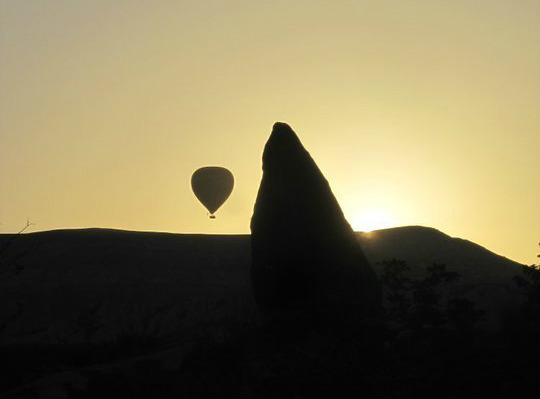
<box><xmin>350</xmin><ymin>209</ymin><xmax>396</xmax><ymax>233</ymax></box>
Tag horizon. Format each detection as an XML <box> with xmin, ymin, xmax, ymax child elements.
<box><xmin>3</xmin><ymin>224</ymin><xmax>527</xmax><ymax>266</ymax></box>
<box><xmin>1</xmin><ymin>1</ymin><xmax>539</xmax><ymax>265</ymax></box>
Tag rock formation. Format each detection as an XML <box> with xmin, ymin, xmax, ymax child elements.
<box><xmin>250</xmin><ymin>122</ymin><xmax>381</xmax><ymax>326</ymax></box>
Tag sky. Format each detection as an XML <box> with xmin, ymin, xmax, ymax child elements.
<box><xmin>1</xmin><ymin>0</ymin><xmax>539</xmax><ymax>264</ymax></box>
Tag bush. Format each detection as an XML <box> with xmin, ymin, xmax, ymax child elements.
<box><xmin>379</xmin><ymin>259</ymin><xmax>484</xmax><ymax>333</ymax></box>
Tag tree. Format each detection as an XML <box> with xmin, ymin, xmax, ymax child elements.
<box><xmin>0</xmin><ymin>220</ymin><xmax>34</xmax><ymax>343</ymax></box>
<box><xmin>512</xmin><ymin>244</ymin><xmax>540</xmax><ymax>334</ymax></box>
<box><xmin>380</xmin><ymin>259</ymin><xmax>484</xmax><ymax>332</ymax></box>
<box><xmin>0</xmin><ymin>219</ymin><xmax>33</xmax><ymax>279</ymax></box>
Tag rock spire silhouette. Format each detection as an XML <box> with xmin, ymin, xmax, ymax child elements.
<box><xmin>251</xmin><ymin>122</ymin><xmax>381</xmax><ymax>325</ymax></box>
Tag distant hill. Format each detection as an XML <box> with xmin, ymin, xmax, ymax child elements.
<box><xmin>358</xmin><ymin>226</ymin><xmax>526</xmax><ymax>330</ymax></box>
<box><xmin>358</xmin><ymin>226</ymin><xmax>522</xmax><ymax>284</ymax></box>
<box><xmin>0</xmin><ymin>226</ymin><xmax>526</xmax><ymax>343</ymax></box>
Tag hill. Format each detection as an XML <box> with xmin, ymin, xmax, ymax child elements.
<box><xmin>0</xmin><ymin>226</ymin><xmax>526</xmax><ymax>343</ymax></box>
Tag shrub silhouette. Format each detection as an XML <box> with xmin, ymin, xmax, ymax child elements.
<box><xmin>511</xmin><ymin>247</ymin><xmax>540</xmax><ymax>336</ymax></box>
<box><xmin>379</xmin><ymin>259</ymin><xmax>484</xmax><ymax>332</ymax></box>
<box><xmin>0</xmin><ymin>220</ymin><xmax>33</xmax><ymax>344</ymax></box>
<box><xmin>513</xmin><ymin>263</ymin><xmax>540</xmax><ymax>318</ymax></box>
<box><xmin>446</xmin><ymin>297</ymin><xmax>486</xmax><ymax>332</ymax></box>
<box><xmin>0</xmin><ymin>220</ymin><xmax>32</xmax><ymax>280</ymax></box>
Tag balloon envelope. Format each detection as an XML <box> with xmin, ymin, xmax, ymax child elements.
<box><xmin>191</xmin><ymin>167</ymin><xmax>234</xmax><ymax>216</ymax></box>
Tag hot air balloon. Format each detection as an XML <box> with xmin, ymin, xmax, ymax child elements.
<box><xmin>191</xmin><ymin>167</ymin><xmax>234</xmax><ymax>219</ymax></box>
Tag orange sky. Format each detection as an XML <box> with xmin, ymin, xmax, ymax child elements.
<box><xmin>1</xmin><ymin>0</ymin><xmax>539</xmax><ymax>264</ymax></box>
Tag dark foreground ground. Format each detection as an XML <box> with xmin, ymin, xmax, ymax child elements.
<box><xmin>0</xmin><ymin>228</ymin><xmax>538</xmax><ymax>398</ymax></box>
<box><xmin>1</xmin><ymin>309</ymin><xmax>538</xmax><ymax>398</ymax></box>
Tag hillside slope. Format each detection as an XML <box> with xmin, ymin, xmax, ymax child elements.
<box><xmin>0</xmin><ymin>226</ymin><xmax>526</xmax><ymax>342</ymax></box>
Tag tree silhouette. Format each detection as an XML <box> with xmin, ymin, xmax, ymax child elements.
<box><xmin>0</xmin><ymin>219</ymin><xmax>33</xmax><ymax>279</ymax></box>
<box><xmin>380</xmin><ymin>259</ymin><xmax>484</xmax><ymax>332</ymax></box>
<box><xmin>0</xmin><ymin>220</ymin><xmax>34</xmax><ymax>344</ymax></box>
<box><xmin>512</xmin><ymin>244</ymin><xmax>540</xmax><ymax>334</ymax></box>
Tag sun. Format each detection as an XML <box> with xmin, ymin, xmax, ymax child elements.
<box><xmin>350</xmin><ymin>208</ymin><xmax>395</xmax><ymax>232</ymax></box>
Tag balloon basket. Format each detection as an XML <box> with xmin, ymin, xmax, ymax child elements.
<box><xmin>209</xmin><ymin>215</ymin><xmax>216</xmax><ymax>219</ymax></box>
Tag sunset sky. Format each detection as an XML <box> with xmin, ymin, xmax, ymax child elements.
<box><xmin>1</xmin><ymin>0</ymin><xmax>539</xmax><ymax>264</ymax></box>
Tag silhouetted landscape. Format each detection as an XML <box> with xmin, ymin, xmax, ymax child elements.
<box><xmin>3</xmin><ymin>0</ymin><xmax>539</xmax><ymax>395</ymax></box>
<box><xmin>0</xmin><ymin>123</ymin><xmax>538</xmax><ymax>398</ymax></box>
<box><xmin>0</xmin><ymin>227</ymin><xmax>538</xmax><ymax>398</ymax></box>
